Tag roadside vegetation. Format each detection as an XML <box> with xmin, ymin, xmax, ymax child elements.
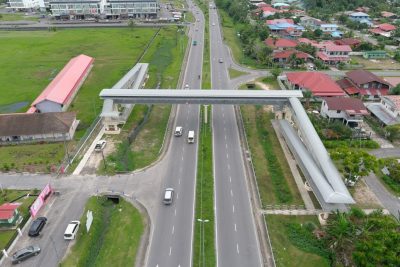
<box><xmin>195</xmin><ymin>0</ymin><xmax>211</xmax><ymax>89</ymax></box>
<box><xmin>228</xmin><ymin>68</ymin><xmax>247</xmax><ymax>79</ymax></box>
<box><xmin>241</xmin><ymin>106</ymin><xmax>303</xmax><ymax>206</ymax></box>
<box><xmin>0</xmin><ymin>143</ymin><xmax>65</xmax><ymax>172</ymax></box>
<box><xmin>0</xmin><ymin>190</ymin><xmax>37</xmax><ymax>256</ymax></box>
<box><xmin>0</xmin><ymin>13</ymin><xmax>39</xmax><ymax>21</ymax></box>
<box><xmin>104</xmin><ymin>26</ymin><xmax>187</xmax><ymax>173</ymax></box>
<box><xmin>60</xmin><ymin>196</ymin><xmax>144</xmax><ymax>267</ymax></box>
<box><xmin>193</xmin><ymin>107</ymin><xmax>215</xmax><ymax>267</ymax></box>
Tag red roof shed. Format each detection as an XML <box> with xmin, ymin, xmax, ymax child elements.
<box><xmin>0</xmin><ymin>203</ymin><xmax>21</xmax><ymax>220</ymax></box>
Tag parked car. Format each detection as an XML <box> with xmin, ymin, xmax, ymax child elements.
<box><xmin>28</xmin><ymin>217</ymin><xmax>47</xmax><ymax>237</ymax></box>
<box><xmin>11</xmin><ymin>246</ymin><xmax>41</xmax><ymax>264</ymax></box>
<box><xmin>218</xmin><ymin>58</ymin><xmax>223</xmax><ymax>63</ymax></box>
<box><xmin>64</xmin><ymin>220</ymin><xmax>80</xmax><ymax>240</ymax></box>
<box><xmin>163</xmin><ymin>188</ymin><xmax>174</xmax><ymax>205</ymax></box>
<box><xmin>94</xmin><ymin>140</ymin><xmax>106</xmax><ymax>152</ymax></box>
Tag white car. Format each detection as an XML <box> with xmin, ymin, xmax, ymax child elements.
<box><xmin>174</xmin><ymin>126</ymin><xmax>183</xmax><ymax>136</ymax></box>
<box><xmin>218</xmin><ymin>58</ymin><xmax>223</xmax><ymax>63</ymax></box>
<box><xmin>212</xmin><ymin>23</ymin><xmax>215</xmax><ymax>26</ymax></box>
<box><xmin>163</xmin><ymin>188</ymin><xmax>174</xmax><ymax>205</ymax></box>
<box><xmin>94</xmin><ymin>140</ymin><xmax>106</xmax><ymax>152</ymax></box>
<box><xmin>64</xmin><ymin>221</ymin><xmax>80</xmax><ymax>240</ymax></box>
<box><xmin>184</xmin><ymin>84</ymin><xmax>190</xmax><ymax>89</ymax></box>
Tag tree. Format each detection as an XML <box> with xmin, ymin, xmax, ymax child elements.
<box><xmin>314</xmin><ymin>29</ymin><xmax>323</xmax><ymax>38</ymax></box>
<box><xmin>394</xmin><ymin>52</ymin><xmax>400</xmax><ymax>63</ymax></box>
<box><xmin>302</xmin><ymin>90</ymin><xmax>313</xmax><ymax>109</ymax></box>
<box><xmin>296</xmin><ymin>43</ymin><xmax>316</xmax><ymax>56</ymax></box>
<box><xmin>271</xmin><ymin>68</ymin><xmax>282</xmax><ymax>78</ymax></box>
<box><xmin>385</xmin><ymin>124</ymin><xmax>400</xmax><ymax>141</ymax></box>
<box><xmin>390</xmin><ymin>84</ymin><xmax>400</xmax><ymax>95</ymax></box>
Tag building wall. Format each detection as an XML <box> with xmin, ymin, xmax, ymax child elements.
<box><xmin>381</xmin><ymin>98</ymin><xmax>400</xmax><ymax>118</ymax></box>
<box><xmin>35</xmin><ymin>100</ymin><xmax>62</xmax><ymax>113</ymax></box>
<box><xmin>8</xmin><ymin>0</ymin><xmax>40</xmax><ymax>9</ymax></box>
<box><xmin>320</xmin><ymin>101</ymin><xmax>346</xmax><ymax>119</ymax></box>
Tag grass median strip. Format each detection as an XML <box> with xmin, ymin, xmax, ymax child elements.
<box><xmin>193</xmin><ymin>106</ymin><xmax>215</xmax><ymax>267</ymax></box>
<box><xmin>241</xmin><ymin>106</ymin><xmax>303</xmax><ymax>206</ymax></box>
<box><xmin>60</xmin><ymin>196</ymin><xmax>144</xmax><ymax>267</ymax></box>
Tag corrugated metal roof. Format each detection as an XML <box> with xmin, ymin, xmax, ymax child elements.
<box><xmin>31</xmin><ymin>54</ymin><xmax>94</xmax><ymax>108</ymax></box>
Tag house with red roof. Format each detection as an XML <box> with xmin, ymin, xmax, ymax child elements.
<box><xmin>381</xmin><ymin>11</ymin><xmax>397</xmax><ymax>19</ymax></box>
<box><xmin>315</xmin><ymin>43</ymin><xmax>352</xmax><ymax>65</ymax></box>
<box><xmin>336</xmin><ymin>70</ymin><xmax>392</xmax><ymax>99</ymax></box>
<box><xmin>264</xmin><ymin>37</ymin><xmax>298</xmax><ymax>50</ymax></box>
<box><xmin>334</xmin><ymin>38</ymin><xmax>361</xmax><ymax>48</ymax></box>
<box><xmin>283</xmin><ymin>72</ymin><xmax>346</xmax><ymax>97</ymax></box>
<box><xmin>297</xmin><ymin>38</ymin><xmax>318</xmax><ymax>45</ymax></box>
<box><xmin>261</xmin><ymin>6</ymin><xmax>278</xmax><ymax>17</ymax></box>
<box><xmin>0</xmin><ymin>203</ymin><xmax>22</xmax><ymax>227</ymax></box>
<box><xmin>272</xmin><ymin>50</ymin><xmax>313</xmax><ymax>66</ymax></box>
<box><xmin>27</xmin><ymin>54</ymin><xmax>94</xmax><ymax>113</ymax></box>
<box><xmin>369</xmin><ymin>23</ymin><xmax>397</xmax><ymax>37</ymax></box>
<box><xmin>320</xmin><ymin>97</ymin><xmax>368</xmax><ymax>126</ymax></box>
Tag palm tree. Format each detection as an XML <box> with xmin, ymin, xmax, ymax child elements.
<box><xmin>302</xmin><ymin>90</ymin><xmax>313</xmax><ymax>109</ymax></box>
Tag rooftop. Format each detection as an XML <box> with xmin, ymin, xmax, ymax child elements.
<box><xmin>286</xmin><ymin>72</ymin><xmax>346</xmax><ymax>96</ymax></box>
<box><xmin>324</xmin><ymin>97</ymin><xmax>368</xmax><ymax>114</ymax></box>
<box><xmin>383</xmin><ymin>95</ymin><xmax>400</xmax><ymax>110</ymax></box>
<box><xmin>265</xmin><ymin>37</ymin><xmax>298</xmax><ymax>48</ymax></box>
<box><xmin>346</xmin><ymin>70</ymin><xmax>391</xmax><ymax>87</ymax></box>
<box><xmin>350</xmin><ymin>12</ymin><xmax>369</xmax><ymax>17</ymax></box>
<box><xmin>0</xmin><ymin>203</ymin><xmax>21</xmax><ymax>220</ymax></box>
<box><xmin>0</xmin><ymin>112</ymin><xmax>76</xmax><ymax>137</ymax></box>
<box><xmin>273</xmin><ymin>50</ymin><xmax>312</xmax><ymax>59</ymax></box>
<box><xmin>30</xmin><ymin>54</ymin><xmax>94</xmax><ymax>111</ymax></box>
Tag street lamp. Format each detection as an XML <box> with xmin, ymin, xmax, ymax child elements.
<box><xmin>197</xmin><ymin>218</ymin><xmax>209</xmax><ymax>267</ymax></box>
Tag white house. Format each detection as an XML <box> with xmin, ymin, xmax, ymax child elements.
<box><xmin>319</xmin><ymin>24</ymin><xmax>338</xmax><ymax>33</ymax></box>
<box><xmin>320</xmin><ymin>97</ymin><xmax>368</xmax><ymax>126</ymax></box>
<box><xmin>7</xmin><ymin>0</ymin><xmax>41</xmax><ymax>10</ymax></box>
<box><xmin>381</xmin><ymin>95</ymin><xmax>400</xmax><ymax>120</ymax></box>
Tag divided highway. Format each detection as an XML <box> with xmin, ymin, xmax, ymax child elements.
<box><xmin>209</xmin><ymin>5</ymin><xmax>263</xmax><ymax>267</ymax></box>
<box><xmin>146</xmin><ymin>1</ymin><xmax>204</xmax><ymax>266</ymax></box>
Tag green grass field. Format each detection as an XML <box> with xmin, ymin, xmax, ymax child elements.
<box><xmin>60</xmin><ymin>196</ymin><xmax>144</xmax><ymax>267</ymax></box>
<box><xmin>0</xmin><ymin>13</ymin><xmax>39</xmax><ymax>21</ymax></box>
<box><xmin>0</xmin><ymin>28</ymin><xmax>158</xmax><ymax>128</ymax></box>
<box><xmin>228</xmin><ymin>68</ymin><xmax>247</xmax><ymax>79</ymax></box>
<box><xmin>267</xmin><ymin>215</ymin><xmax>330</xmax><ymax>267</ymax></box>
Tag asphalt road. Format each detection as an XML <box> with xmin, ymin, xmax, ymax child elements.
<box><xmin>146</xmin><ymin>1</ymin><xmax>203</xmax><ymax>266</ymax></box>
<box><xmin>209</xmin><ymin>5</ymin><xmax>262</xmax><ymax>267</ymax></box>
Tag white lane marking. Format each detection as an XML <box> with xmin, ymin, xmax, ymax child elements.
<box><xmin>232</xmin><ymin>205</ymin><xmax>235</xmax><ymax>213</ymax></box>
<box><xmin>179</xmin><ymin>179</ymin><xmax>181</xmax><ymax>185</ymax></box>
<box><xmin>224</xmin><ymin>135</ymin><xmax>227</xmax><ymax>140</ymax></box>
<box><xmin>225</xmin><ymin>143</ymin><xmax>228</xmax><ymax>149</ymax></box>
<box><xmin>182</xmin><ymin>155</ymin><xmax>184</xmax><ymax>161</ymax></box>
<box><xmin>237</xmin><ymin>243</ymin><xmax>240</xmax><ymax>254</ymax></box>
<box><xmin>176</xmin><ymin>193</ymin><xmax>179</xmax><ymax>199</ymax></box>
<box><xmin>169</xmin><ymin>246</ymin><xmax>172</xmax><ymax>256</ymax></box>
<box><xmin>222</xmin><ymin>113</ymin><xmax>225</xmax><ymax>118</ymax></box>
<box><xmin>229</xmin><ymin>176</ymin><xmax>232</xmax><ymax>183</ymax></box>
<box><xmin>226</xmin><ymin>153</ymin><xmax>229</xmax><ymax>159</ymax></box>
<box><xmin>234</xmin><ymin>223</ymin><xmax>237</xmax><ymax>232</ymax></box>
<box><xmin>230</xmin><ymin>190</ymin><xmax>233</xmax><ymax>197</ymax></box>
<box><xmin>228</xmin><ymin>164</ymin><xmax>230</xmax><ymax>170</ymax></box>
<box><xmin>175</xmin><ymin>208</ymin><xmax>177</xmax><ymax>216</ymax></box>
<box><xmin>172</xmin><ymin>225</ymin><xmax>175</xmax><ymax>234</ymax></box>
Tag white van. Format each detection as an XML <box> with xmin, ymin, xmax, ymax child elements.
<box><xmin>64</xmin><ymin>221</ymin><xmax>80</xmax><ymax>240</ymax></box>
<box><xmin>174</xmin><ymin>126</ymin><xmax>183</xmax><ymax>136</ymax></box>
<box><xmin>188</xmin><ymin>130</ymin><xmax>195</xmax><ymax>144</ymax></box>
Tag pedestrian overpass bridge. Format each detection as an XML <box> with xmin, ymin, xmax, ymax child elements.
<box><xmin>99</xmin><ymin>88</ymin><xmax>354</xmax><ymax>210</ymax></box>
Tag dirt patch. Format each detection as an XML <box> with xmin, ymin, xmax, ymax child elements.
<box><xmin>255</xmin><ymin>81</ymin><xmax>271</xmax><ymax>90</ymax></box>
<box><xmin>353</xmin><ymin>179</ymin><xmax>383</xmax><ymax>209</ymax></box>
<box><xmin>81</xmin><ymin>138</ymin><xmax>117</xmax><ymax>174</ymax></box>
<box><xmin>351</xmin><ymin>56</ymin><xmax>400</xmax><ymax>70</ymax></box>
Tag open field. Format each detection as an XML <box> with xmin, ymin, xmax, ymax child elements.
<box><xmin>241</xmin><ymin>107</ymin><xmax>303</xmax><ymax>206</ymax></box>
<box><xmin>60</xmin><ymin>196</ymin><xmax>144</xmax><ymax>267</ymax></box>
<box><xmin>0</xmin><ymin>143</ymin><xmax>65</xmax><ymax>172</ymax></box>
<box><xmin>350</xmin><ymin>56</ymin><xmax>400</xmax><ymax>70</ymax></box>
<box><xmin>228</xmin><ymin>68</ymin><xmax>247</xmax><ymax>79</ymax></box>
<box><xmin>0</xmin><ymin>13</ymin><xmax>39</xmax><ymax>21</ymax></box>
<box><xmin>104</xmin><ymin>26</ymin><xmax>187</xmax><ymax>173</ymax></box>
<box><xmin>267</xmin><ymin>215</ymin><xmax>330</xmax><ymax>267</ymax></box>
<box><xmin>0</xmin><ymin>28</ymin><xmax>158</xmax><ymax>128</ymax></box>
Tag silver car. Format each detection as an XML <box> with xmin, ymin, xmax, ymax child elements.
<box><xmin>12</xmin><ymin>246</ymin><xmax>41</xmax><ymax>264</ymax></box>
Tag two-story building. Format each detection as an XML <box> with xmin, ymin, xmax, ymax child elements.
<box><xmin>264</xmin><ymin>37</ymin><xmax>298</xmax><ymax>51</ymax></box>
<box><xmin>320</xmin><ymin>97</ymin><xmax>368</xmax><ymax>126</ymax></box>
<box><xmin>267</xmin><ymin>19</ymin><xmax>305</xmax><ymax>38</ymax></box>
<box><xmin>337</xmin><ymin>70</ymin><xmax>393</xmax><ymax>99</ymax></box>
<box><xmin>369</xmin><ymin>23</ymin><xmax>397</xmax><ymax>38</ymax></box>
<box><xmin>319</xmin><ymin>23</ymin><xmax>338</xmax><ymax>33</ymax></box>
<box><xmin>49</xmin><ymin>0</ymin><xmax>158</xmax><ymax>19</ymax></box>
<box><xmin>299</xmin><ymin>15</ymin><xmax>322</xmax><ymax>30</ymax></box>
<box><xmin>349</xmin><ymin>12</ymin><xmax>373</xmax><ymax>26</ymax></box>
<box><xmin>315</xmin><ymin>43</ymin><xmax>352</xmax><ymax>65</ymax></box>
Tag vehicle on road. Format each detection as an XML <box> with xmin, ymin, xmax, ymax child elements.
<box><xmin>218</xmin><ymin>58</ymin><xmax>223</xmax><ymax>63</ymax></box>
<box><xmin>185</xmin><ymin>84</ymin><xmax>190</xmax><ymax>89</ymax></box>
<box><xmin>11</xmin><ymin>246</ymin><xmax>41</xmax><ymax>264</ymax></box>
<box><xmin>193</xmin><ymin>40</ymin><xmax>197</xmax><ymax>46</ymax></box>
<box><xmin>94</xmin><ymin>140</ymin><xmax>106</xmax><ymax>152</ymax></box>
<box><xmin>174</xmin><ymin>126</ymin><xmax>183</xmax><ymax>136</ymax></box>
<box><xmin>188</xmin><ymin>130</ymin><xmax>195</xmax><ymax>144</ymax></box>
<box><xmin>64</xmin><ymin>220</ymin><xmax>80</xmax><ymax>240</ymax></box>
<box><xmin>163</xmin><ymin>188</ymin><xmax>174</xmax><ymax>205</ymax></box>
<box><xmin>212</xmin><ymin>23</ymin><xmax>215</xmax><ymax>26</ymax></box>
<box><xmin>28</xmin><ymin>217</ymin><xmax>47</xmax><ymax>237</ymax></box>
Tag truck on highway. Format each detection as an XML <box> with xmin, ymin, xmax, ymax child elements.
<box><xmin>192</xmin><ymin>40</ymin><xmax>197</xmax><ymax>46</ymax></box>
<box><xmin>187</xmin><ymin>131</ymin><xmax>195</xmax><ymax>144</ymax></box>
